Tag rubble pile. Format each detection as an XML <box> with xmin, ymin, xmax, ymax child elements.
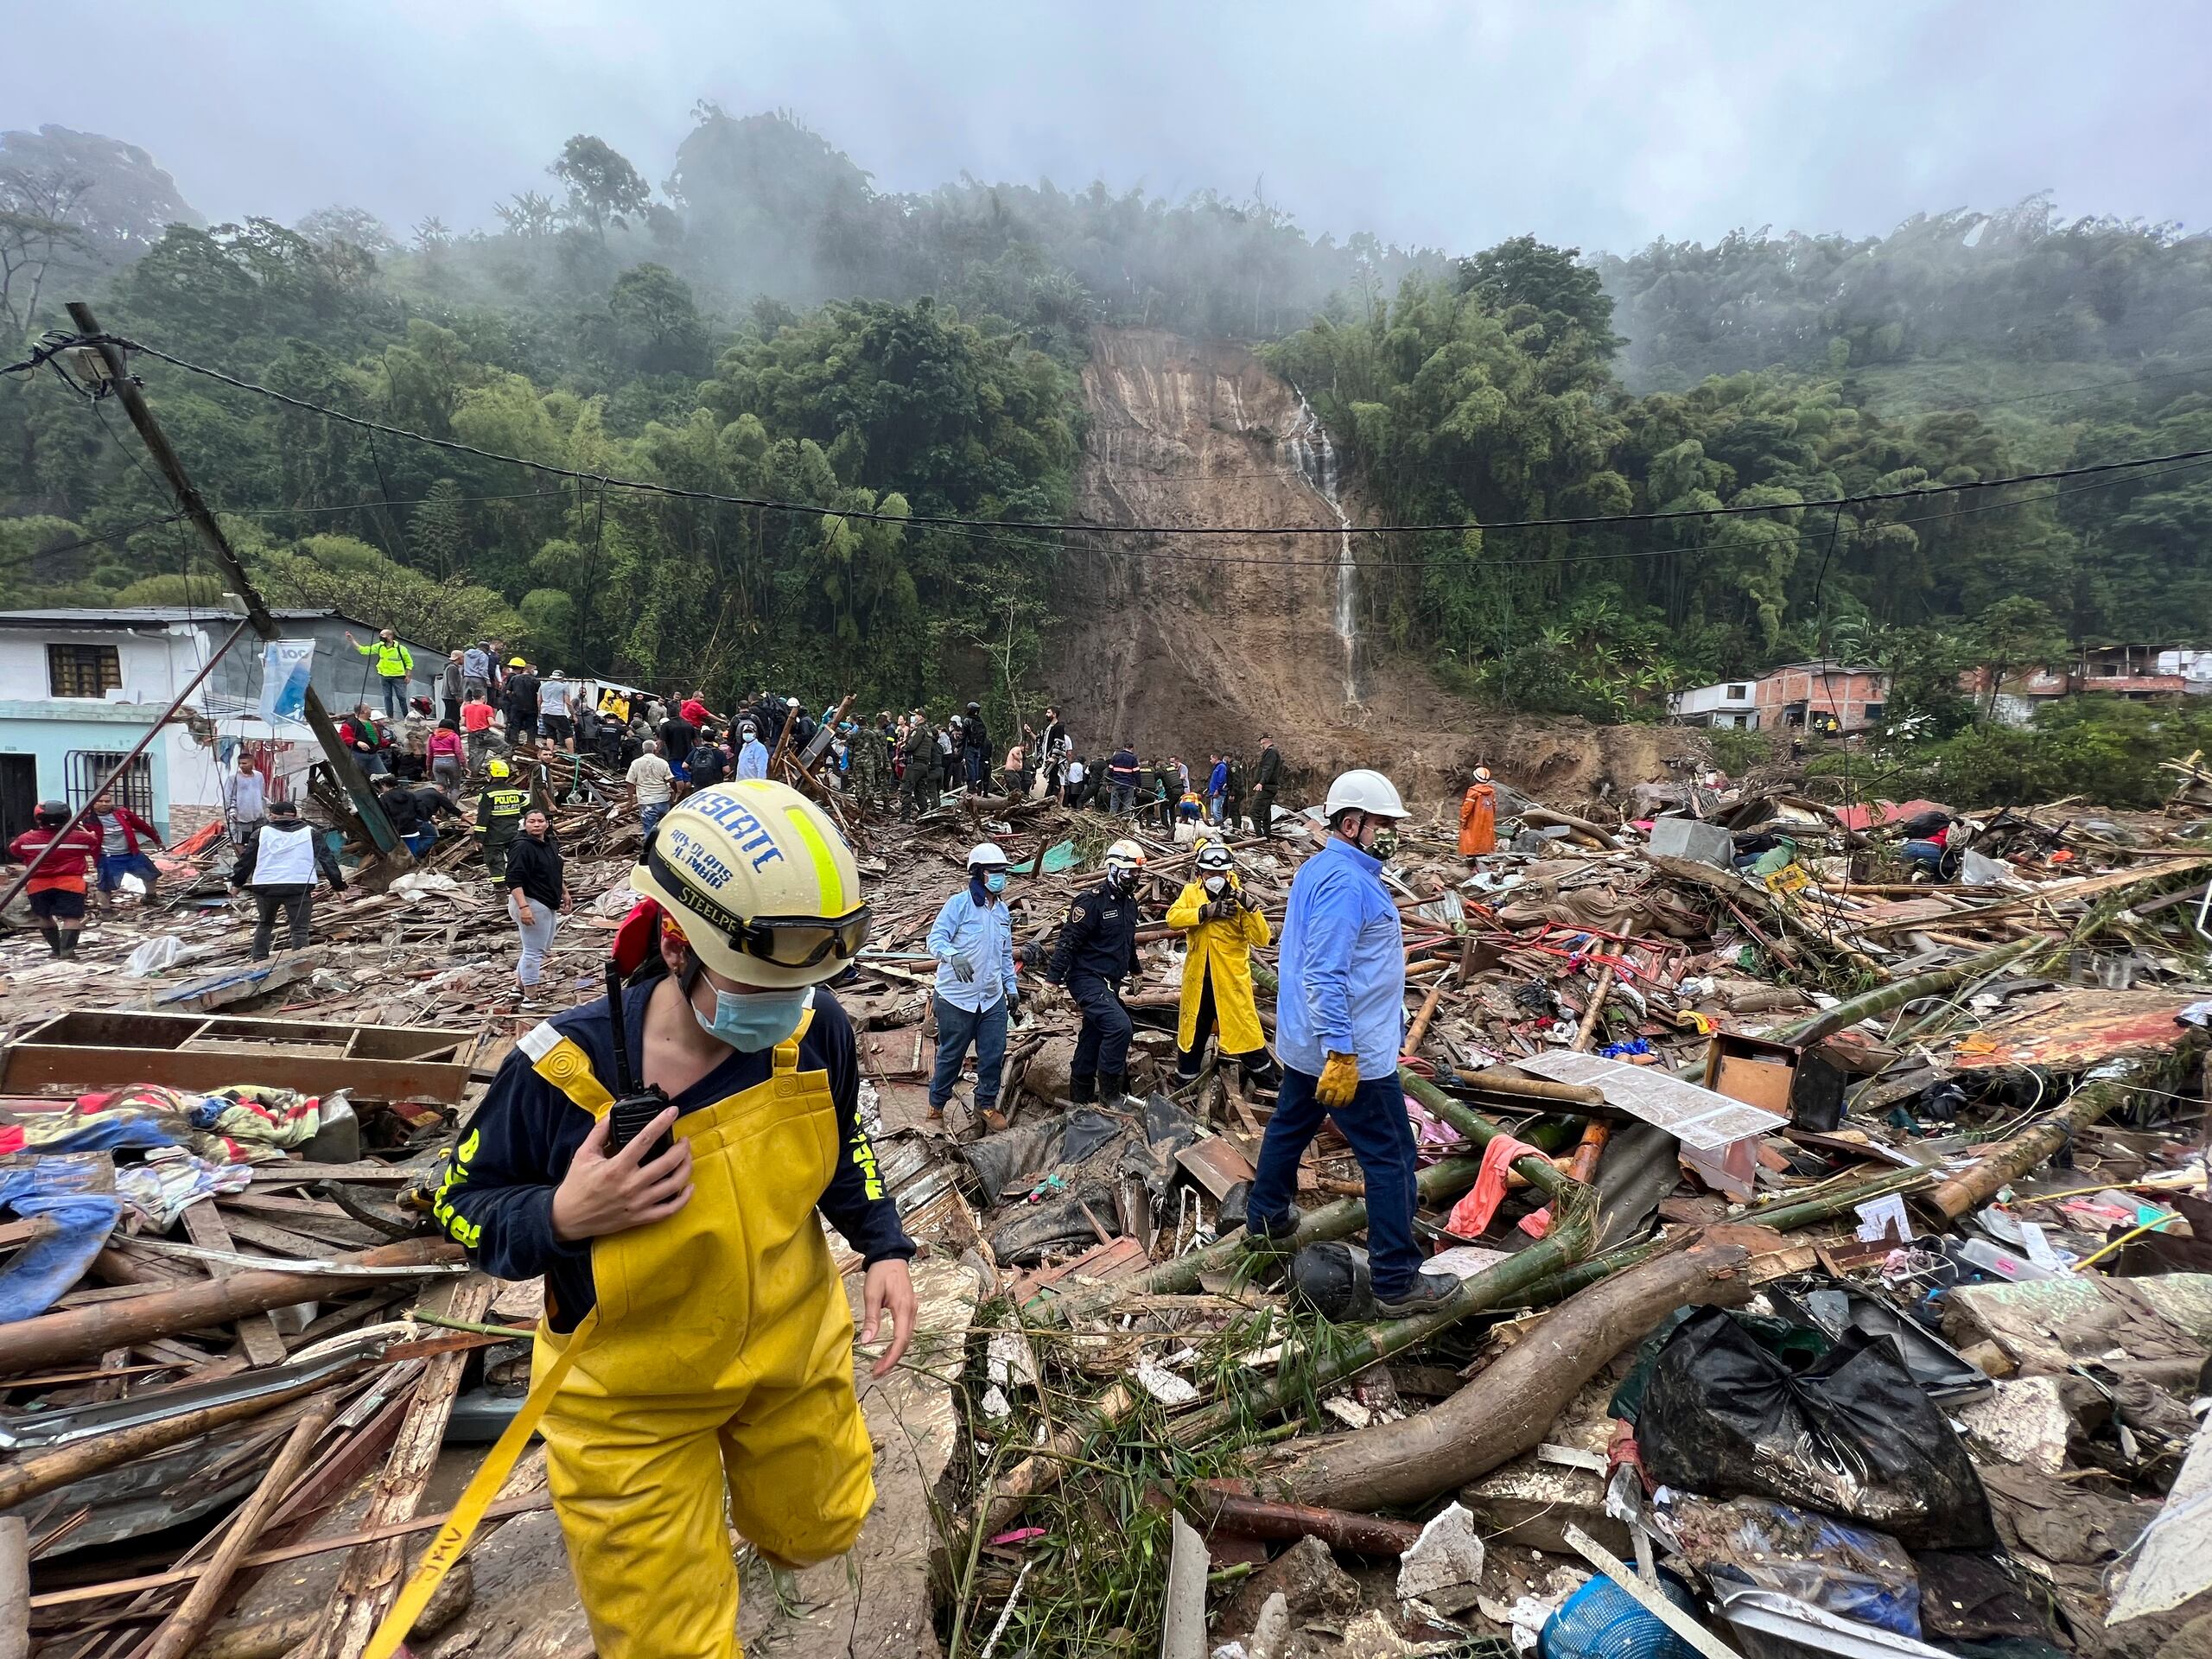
<box><xmin>3</xmin><ymin>762</ymin><xmax>2210</xmax><ymax>1657</ymax></box>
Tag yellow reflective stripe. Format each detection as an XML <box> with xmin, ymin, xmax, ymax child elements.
<box><xmin>362</xmin><ymin>1312</ymin><xmax>597</xmax><ymax>1659</ymax></box>
<box><xmin>530</xmin><ymin>1035</ymin><xmax>615</xmax><ymax>1117</ymax></box>
<box><xmin>785</xmin><ymin>804</ymin><xmax>847</xmax><ymax>913</ymax></box>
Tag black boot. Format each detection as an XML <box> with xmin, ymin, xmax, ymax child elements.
<box><xmin>1099</xmin><ymin>1070</ymin><xmax>1129</xmax><ymax>1103</ymax></box>
<box><xmin>1374</xmin><ymin>1270</ymin><xmax>1461</xmax><ymax>1319</ymax></box>
<box><xmin>1245</xmin><ymin>1205</ymin><xmax>1302</xmax><ymax>1258</ymax></box>
<box><xmin>1070</xmin><ymin>1072</ymin><xmax>1096</xmax><ymax>1105</ymax></box>
<box><xmin>57</xmin><ymin>931</ymin><xmax>79</xmax><ymax>959</ymax></box>
<box><xmin>40</xmin><ymin>922</ymin><xmax>60</xmax><ymax>956</ymax></box>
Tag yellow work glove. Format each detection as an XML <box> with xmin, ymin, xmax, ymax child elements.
<box><xmin>1316</xmin><ymin>1051</ymin><xmax>1360</xmax><ymax>1108</ymax></box>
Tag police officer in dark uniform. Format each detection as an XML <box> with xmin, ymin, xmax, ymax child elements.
<box><xmin>1046</xmin><ymin>838</ymin><xmax>1146</xmax><ymax>1103</ymax></box>
<box><xmin>473</xmin><ymin>757</ymin><xmax>533</xmax><ymax>879</ymax></box>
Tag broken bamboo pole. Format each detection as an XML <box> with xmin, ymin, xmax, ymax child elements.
<box><xmin>1773</xmin><ymin>934</ymin><xmax>2047</xmax><ymax>1049</ymax></box>
<box><xmin>1572</xmin><ymin>964</ymin><xmax>1615</xmax><ymax>1052</ymax></box>
<box><xmin>1454</xmin><ymin>1069</ymin><xmax>1605</xmax><ymax>1109</ymax></box>
<box><xmin>1402</xmin><ymin>969</ymin><xmax>1454</xmax><ymax>1056</ymax></box>
<box><xmin>137</xmin><ymin>1396</ymin><xmax>339</xmax><ymax>1659</ymax></box>
<box><xmin>1929</xmin><ymin>1071</ymin><xmax>2141</xmax><ymax>1220</ymax></box>
<box><xmin>1261</xmin><ymin>1235</ymin><xmax>1757</xmax><ymax>1511</ymax></box>
<box><xmin>0</xmin><ymin>1238</ymin><xmax>463</xmax><ymax>1376</ymax></box>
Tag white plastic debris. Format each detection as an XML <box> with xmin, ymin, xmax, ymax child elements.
<box><xmin>124</xmin><ymin>934</ymin><xmax>187</xmax><ymax>976</ymax></box>
<box><xmin>391</xmin><ymin>870</ymin><xmax>461</xmax><ymax>896</ymax></box>
<box><xmin>1133</xmin><ymin>1356</ymin><xmax>1198</xmax><ymax>1407</ymax></box>
<box><xmin>980</xmin><ymin>1385</ymin><xmax>1011</xmax><ymax>1421</ymax></box>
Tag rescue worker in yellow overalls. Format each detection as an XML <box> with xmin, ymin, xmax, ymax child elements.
<box><xmin>1166</xmin><ymin>840</ymin><xmax>1281</xmax><ymax>1089</ymax></box>
<box><xmin>416</xmin><ymin>780</ymin><xmax>916</xmax><ymax>1659</ymax></box>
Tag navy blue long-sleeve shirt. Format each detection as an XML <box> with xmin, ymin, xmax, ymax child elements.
<box><xmin>434</xmin><ymin>979</ymin><xmax>913</xmax><ymax>1332</ymax></box>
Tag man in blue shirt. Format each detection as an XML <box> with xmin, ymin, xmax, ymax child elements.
<box><xmin>1207</xmin><ymin>753</ymin><xmax>1229</xmax><ymax>823</ymax></box>
<box><xmin>927</xmin><ymin>842</ymin><xmax>1019</xmax><ymax>1121</ymax></box>
<box><xmin>735</xmin><ymin>720</ymin><xmax>770</xmax><ymax>782</ymax></box>
<box><xmin>1248</xmin><ymin>769</ymin><xmax>1457</xmax><ymax>1317</ymax></box>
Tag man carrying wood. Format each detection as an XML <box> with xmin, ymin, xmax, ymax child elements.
<box><xmin>1247</xmin><ymin>770</ymin><xmax>1458</xmax><ymax>1316</ymax></box>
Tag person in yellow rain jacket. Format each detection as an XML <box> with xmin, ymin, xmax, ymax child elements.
<box><xmin>410</xmin><ymin>780</ymin><xmax>916</xmax><ymax>1659</ymax></box>
<box><xmin>1166</xmin><ymin>840</ymin><xmax>1281</xmax><ymax>1089</ymax></box>
<box><xmin>1459</xmin><ymin>766</ymin><xmax>1497</xmax><ymax>858</ymax></box>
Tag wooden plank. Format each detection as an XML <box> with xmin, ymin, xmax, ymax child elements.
<box><xmin>179</xmin><ymin>1201</ymin><xmax>290</xmax><ymax>1367</ymax></box>
<box><xmin>290</xmin><ymin>1271</ymin><xmax>496</xmax><ymax>1659</ymax></box>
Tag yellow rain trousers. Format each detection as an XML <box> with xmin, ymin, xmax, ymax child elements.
<box><xmin>517</xmin><ymin>1014</ymin><xmax>874</xmax><ymax>1659</ymax></box>
<box><xmin>1166</xmin><ymin>877</ymin><xmax>1272</xmax><ymax>1055</ymax></box>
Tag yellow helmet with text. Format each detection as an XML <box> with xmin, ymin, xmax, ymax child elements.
<box><xmin>630</xmin><ymin>779</ymin><xmax>869</xmax><ymax>988</ymax></box>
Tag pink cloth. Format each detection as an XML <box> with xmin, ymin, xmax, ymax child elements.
<box><xmin>1446</xmin><ymin>1132</ymin><xmax>1544</xmax><ymax>1238</ymax></box>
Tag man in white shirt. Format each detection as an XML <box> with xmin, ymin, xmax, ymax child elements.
<box><xmin>540</xmin><ymin>671</ymin><xmax>575</xmax><ymax>753</ymax></box>
<box><xmin>626</xmin><ymin>741</ymin><xmax>676</xmax><ymax>836</ymax></box>
<box><xmin>221</xmin><ymin>752</ymin><xmax>267</xmax><ymax>845</ymax></box>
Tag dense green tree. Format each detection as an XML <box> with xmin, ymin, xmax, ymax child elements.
<box><xmin>550</xmin><ymin>136</ymin><xmax>651</xmax><ymax>242</ymax></box>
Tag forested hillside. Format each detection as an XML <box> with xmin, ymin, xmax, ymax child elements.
<box><xmin>4</xmin><ymin>106</ymin><xmax>2210</xmax><ymax>734</ymax></box>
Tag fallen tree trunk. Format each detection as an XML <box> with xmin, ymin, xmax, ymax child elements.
<box><xmin>1520</xmin><ymin>806</ymin><xmax>1622</xmax><ymax>849</ymax></box>
<box><xmin>1261</xmin><ymin>1234</ymin><xmax>1758</xmax><ymax>1513</ymax></box>
<box><xmin>0</xmin><ymin>1237</ymin><xmax>463</xmax><ymax>1376</ymax></box>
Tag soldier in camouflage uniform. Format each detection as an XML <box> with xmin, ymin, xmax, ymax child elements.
<box><xmin>849</xmin><ymin>714</ymin><xmax>894</xmax><ymax>813</ymax></box>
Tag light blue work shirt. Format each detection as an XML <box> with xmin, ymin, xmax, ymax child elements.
<box><xmin>736</xmin><ymin>739</ymin><xmax>769</xmax><ymax>781</ymax></box>
<box><xmin>1275</xmin><ymin>833</ymin><xmax>1405</xmax><ymax>1079</ymax></box>
<box><xmin>927</xmin><ymin>880</ymin><xmax>1018</xmax><ymax>1014</ymax></box>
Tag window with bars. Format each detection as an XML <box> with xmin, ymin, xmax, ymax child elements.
<box><xmin>47</xmin><ymin>643</ymin><xmax>121</xmax><ymax>698</ymax></box>
<box><xmin>65</xmin><ymin>751</ymin><xmax>156</xmax><ymax>820</ymax></box>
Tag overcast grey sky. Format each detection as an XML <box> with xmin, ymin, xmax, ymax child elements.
<box><xmin>12</xmin><ymin>1</ymin><xmax>2205</xmax><ymax>256</ymax></box>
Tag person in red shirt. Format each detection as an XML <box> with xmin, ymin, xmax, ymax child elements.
<box><xmin>86</xmin><ymin>791</ymin><xmax>166</xmax><ymax>909</ymax></box>
<box><xmin>460</xmin><ymin>690</ymin><xmax>497</xmax><ymax>774</ymax></box>
<box><xmin>6</xmin><ymin>801</ymin><xmax>101</xmax><ymax>957</ymax></box>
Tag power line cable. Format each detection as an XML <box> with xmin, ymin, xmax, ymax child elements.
<box><xmin>56</xmin><ymin>332</ymin><xmax>2212</xmax><ymax>543</ymax></box>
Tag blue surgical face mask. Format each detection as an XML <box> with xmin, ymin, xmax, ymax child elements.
<box><xmin>695</xmin><ymin>983</ymin><xmax>810</xmax><ymax>1052</ymax></box>
<box><xmin>982</xmin><ymin>872</ymin><xmax>1008</xmax><ymax>895</ymax></box>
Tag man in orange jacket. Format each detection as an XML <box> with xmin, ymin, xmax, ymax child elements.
<box><xmin>1458</xmin><ymin>766</ymin><xmax>1497</xmax><ymax>857</ymax></box>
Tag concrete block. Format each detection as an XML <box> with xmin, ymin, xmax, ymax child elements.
<box><xmin>1647</xmin><ymin>816</ymin><xmax>1734</xmax><ymax>868</ymax></box>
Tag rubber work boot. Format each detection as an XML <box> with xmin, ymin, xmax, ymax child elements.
<box><xmin>1099</xmin><ymin>1070</ymin><xmax>1130</xmax><ymax>1103</ymax></box>
<box><xmin>1374</xmin><ymin>1270</ymin><xmax>1460</xmax><ymax>1319</ymax></box>
<box><xmin>39</xmin><ymin>922</ymin><xmax>60</xmax><ymax>955</ymax></box>
<box><xmin>1069</xmin><ymin>1073</ymin><xmax>1096</xmax><ymax>1105</ymax></box>
<box><xmin>1244</xmin><ymin>1205</ymin><xmax>1301</xmax><ymax>1260</ymax></box>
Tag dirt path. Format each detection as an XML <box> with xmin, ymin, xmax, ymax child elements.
<box><xmin>1040</xmin><ymin>328</ymin><xmax>1690</xmax><ymax>806</ymax></box>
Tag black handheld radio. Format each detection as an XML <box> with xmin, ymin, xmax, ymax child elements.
<box><xmin>601</xmin><ymin>962</ymin><xmax>676</xmax><ymax>1162</ymax></box>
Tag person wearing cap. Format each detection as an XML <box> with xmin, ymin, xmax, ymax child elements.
<box><xmin>346</xmin><ymin>626</ymin><xmax>415</xmax><ymax>718</ymax></box>
<box><xmin>540</xmin><ymin>668</ymin><xmax>575</xmax><ymax>753</ymax></box>
<box><xmin>5</xmin><ymin>801</ymin><xmax>101</xmax><ymax>957</ymax></box>
<box><xmin>423</xmin><ymin>780</ymin><xmax>914</xmax><ymax>1659</ymax></box>
<box><xmin>1459</xmin><ymin>766</ymin><xmax>1498</xmax><ymax>858</ymax></box>
<box><xmin>1046</xmin><ymin>838</ymin><xmax>1146</xmax><ymax>1103</ymax></box>
<box><xmin>1166</xmin><ymin>841</ymin><xmax>1278</xmax><ymax>1088</ymax></box>
<box><xmin>1249</xmin><ymin>769</ymin><xmax>1457</xmax><ymax>1317</ymax></box>
<box><xmin>734</xmin><ymin>721</ymin><xmax>770</xmax><ymax>783</ymax></box>
<box><xmin>474</xmin><ymin>758</ymin><xmax>533</xmax><ymax>879</ymax></box>
<box><xmin>925</xmin><ymin>842</ymin><xmax>1019</xmax><ymax>1122</ymax></box>
<box><xmin>503</xmin><ymin>659</ymin><xmax>541</xmax><ymax>750</ymax></box>
<box><xmin>229</xmin><ymin>798</ymin><xmax>346</xmax><ymax>958</ymax></box>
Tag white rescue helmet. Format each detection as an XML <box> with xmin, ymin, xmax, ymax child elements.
<box><xmin>967</xmin><ymin>841</ymin><xmax>1010</xmax><ymax>871</ymax></box>
<box><xmin>1323</xmin><ymin>768</ymin><xmax>1409</xmax><ymax>821</ymax></box>
<box><xmin>1104</xmin><ymin>839</ymin><xmax>1147</xmax><ymax>874</ymax></box>
<box><xmin>630</xmin><ymin>779</ymin><xmax>868</xmax><ymax>990</ymax></box>
<box><xmin>1473</xmin><ymin>766</ymin><xmax>1492</xmax><ymax>783</ymax></box>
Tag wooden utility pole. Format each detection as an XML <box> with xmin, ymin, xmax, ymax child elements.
<box><xmin>66</xmin><ymin>302</ymin><xmax>410</xmax><ymax>864</ymax></box>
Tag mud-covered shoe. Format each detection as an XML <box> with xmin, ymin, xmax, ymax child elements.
<box><xmin>1244</xmin><ymin>1207</ymin><xmax>1302</xmax><ymax>1258</ymax></box>
<box><xmin>1374</xmin><ymin>1270</ymin><xmax>1460</xmax><ymax>1319</ymax></box>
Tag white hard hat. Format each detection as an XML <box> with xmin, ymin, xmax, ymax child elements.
<box><xmin>630</xmin><ymin>780</ymin><xmax>868</xmax><ymax>990</ymax></box>
<box><xmin>1323</xmin><ymin>768</ymin><xmax>1408</xmax><ymax>820</ymax></box>
<box><xmin>1474</xmin><ymin>766</ymin><xmax>1492</xmax><ymax>783</ymax></box>
<box><xmin>1105</xmin><ymin>838</ymin><xmax>1147</xmax><ymax>873</ymax></box>
<box><xmin>1195</xmin><ymin>841</ymin><xmax>1234</xmax><ymax>872</ymax></box>
<box><xmin>967</xmin><ymin>841</ymin><xmax>1010</xmax><ymax>870</ymax></box>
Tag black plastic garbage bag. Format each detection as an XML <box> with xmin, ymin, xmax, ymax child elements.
<box><xmin>1287</xmin><ymin>1241</ymin><xmax>1374</xmax><ymax>1323</ymax></box>
<box><xmin>1637</xmin><ymin>1306</ymin><xmax>1994</xmax><ymax>1548</ymax></box>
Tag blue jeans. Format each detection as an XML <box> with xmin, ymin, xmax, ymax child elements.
<box><xmin>95</xmin><ymin>851</ymin><xmax>162</xmax><ymax>893</ymax></box>
<box><xmin>1904</xmin><ymin>839</ymin><xmax>1946</xmax><ymax>874</ymax></box>
<box><xmin>403</xmin><ymin>827</ymin><xmax>439</xmax><ymax>856</ymax></box>
<box><xmin>1249</xmin><ymin>1067</ymin><xmax>1421</xmax><ymax>1300</ymax></box>
<box><xmin>1109</xmin><ymin>782</ymin><xmax>1135</xmax><ymax>815</ymax></box>
<box><xmin>380</xmin><ymin>677</ymin><xmax>407</xmax><ymax>717</ymax></box>
<box><xmin>641</xmin><ymin>800</ymin><xmax>671</xmax><ymax>840</ymax></box>
<box><xmin>931</xmin><ymin>993</ymin><xmax>1007</xmax><ymax>1112</ymax></box>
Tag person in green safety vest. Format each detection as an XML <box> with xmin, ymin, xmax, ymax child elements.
<box><xmin>347</xmin><ymin>626</ymin><xmax>416</xmax><ymax>718</ymax></box>
<box><xmin>473</xmin><ymin>757</ymin><xmax>532</xmax><ymax>879</ymax></box>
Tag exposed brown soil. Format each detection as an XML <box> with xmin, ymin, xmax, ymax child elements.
<box><xmin>1039</xmin><ymin>327</ymin><xmax>1693</xmax><ymax>808</ymax></box>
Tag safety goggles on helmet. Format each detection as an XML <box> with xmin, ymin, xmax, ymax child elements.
<box><xmin>1195</xmin><ymin>842</ymin><xmax>1233</xmax><ymax>872</ymax></box>
<box><xmin>644</xmin><ymin>843</ymin><xmax>869</xmax><ymax>969</ymax></box>
<box><xmin>1105</xmin><ymin>839</ymin><xmax>1146</xmax><ymax>873</ymax></box>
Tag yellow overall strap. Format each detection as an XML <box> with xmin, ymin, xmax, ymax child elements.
<box><xmin>362</xmin><ymin>1310</ymin><xmax>598</xmax><ymax>1659</ymax></box>
<box><xmin>365</xmin><ymin>1020</ymin><xmax>613</xmax><ymax>1659</ymax></box>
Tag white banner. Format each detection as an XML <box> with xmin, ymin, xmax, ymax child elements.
<box><xmin>258</xmin><ymin>639</ymin><xmax>316</xmax><ymax>724</ymax></box>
